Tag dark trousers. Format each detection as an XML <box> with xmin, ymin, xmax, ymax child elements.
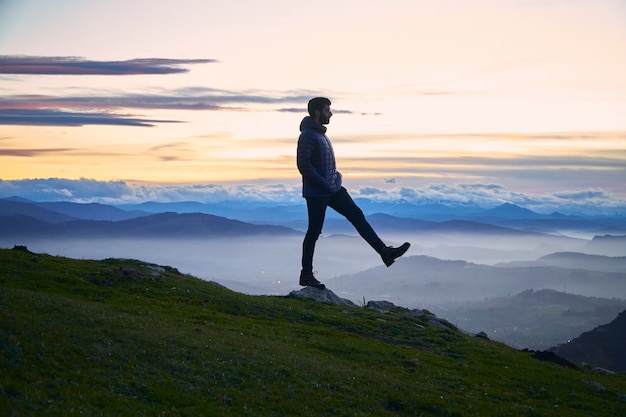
<box><xmin>301</xmin><ymin>187</ymin><xmax>385</xmax><ymax>272</ymax></box>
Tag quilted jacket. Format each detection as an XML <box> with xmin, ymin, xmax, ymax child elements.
<box><xmin>296</xmin><ymin>116</ymin><xmax>342</xmax><ymax>197</ymax></box>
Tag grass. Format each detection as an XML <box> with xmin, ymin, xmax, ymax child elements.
<box><xmin>1</xmin><ymin>247</ymin><xmax>625</xmax><ymax>416</ymax></box>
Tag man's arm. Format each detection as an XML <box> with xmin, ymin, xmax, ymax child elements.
<box><xmin>297</xmin><ymin>132</ymin><xmax>327</xmax><ymax>188</ymax></box>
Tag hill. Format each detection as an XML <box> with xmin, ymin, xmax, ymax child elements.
<box><xmin>12</xmin><ymin>196</ymin><xmax>625</xmax><ymax>236</ymax></box>
<box><xmin>439</xmin><ymin>289</ymin><xmax>626</xmax><ymax>350</ymax></box>
<box><xmin>552</xmin><ymin>311</ymin><xmax>626</xmax><ymax>373</ymax></box>
<box><xmin>584</xmin><ymin>235</ymin><xmax>626</xmax><ymax>256</ymax></box>
<box><xmin>0</xmin><ymin>211</ymin><xmax>299</xmax><ymax>238</ymax></box>
<box><xmin>0</xmin><ymin>199</ymin><xmax>74</xmax><ymax>223</ymax></box>
<box><xmin>0</xmin><ymin>198</ymin><xmax>299</xmax><ymax>237</ymax></box>
<box><xmin>1</xmin><ymin>247</ymin><xmax>625</xmax><ymax>416</ymax></box>
<box><xmin>533</xmin><ymin>252</ymin><xmax>626</xmax><ymax>273</ymax></box>
<box><xmin>330</xmin><ymin>255</ymin><xmax>626</xmax><ymax>309</ymax></box>
<box><xmin>35</xmin><ymin>200</ymin><xmax>150</xmax><ymax>221</ymax></box>
<box><xmin>0</xmin><ymin>197</ymin><xmax>150</xmax><ymax>222</ymax></box>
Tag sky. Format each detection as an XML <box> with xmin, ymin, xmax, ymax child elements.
<box><xmin>1</xmin><ymin>0</ymin><xmax>626</xmax><ymax>212</ymax></box>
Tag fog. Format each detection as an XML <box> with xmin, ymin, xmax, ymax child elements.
<box><xmin>1</xmin><ymin>235</ymin><xmax>376</xmax><ymax>295</ymax></box>
<box><xmin>6</xmin><ymin>230</ymin><xmax>625</xmax><ymax>350</ymax></box>
<box><xmin>1</xmin><ymin>229</ymin><xmax>602</xmax><ymax>300</ymax></box>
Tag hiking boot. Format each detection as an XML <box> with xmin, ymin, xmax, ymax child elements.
<box><xmin>299</xmin><ymin>271</ymin><xmax>326</xmax><ymax>290</ymax></box>
<box><xmin>380</xmin><ymin>242</ymin><xmax>411</xmax><ymax>267</ymax></box>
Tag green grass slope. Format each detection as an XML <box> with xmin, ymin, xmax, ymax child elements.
<box><xmin>1</xmin><ymin>247</ymin><xmax>625</xmax><ymax>417</ymax></box>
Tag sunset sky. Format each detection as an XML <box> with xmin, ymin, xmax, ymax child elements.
<box><xmin>1</xmin><ymin>0</ymin><xmax>625</xmax><ymax>212</ymax></box>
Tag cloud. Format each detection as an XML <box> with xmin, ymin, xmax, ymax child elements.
<box><xmin>0</xmin><ymin>89</ymin><xmax>320</xmax><ymax>127</ymax></box>
<box><xmin>276</xmin><ymin>108</ymin><xmax>307</xmax><ymax>113</ymax></box>
<box><xmin>0</xmin><ymin>147</ymin><xmax>75</xmax><ymax>157</ymax></box>
<box><xmin>0</xmin><ymin>109</ymin><xmax>181</xmax><ymax>127</ymax></box>
<box><xmin>0</xmin><ymin>60</ymin><xmax>362</xmax><ymax>127</ymax></box>
<box><xmin>0</xmin><ymin>89</ymin><xmax>319</xmax><ymax>112</ymax></box>
<box><xmin>359</xmin><ymin>187</ymin><xmax>386</xmax><ymax>196</ymax></box>
<box><xmin>277</xmin><ymin>107</ymin><xmax>364</xmax><ymax>115</ymax></box>
<box><xmin>1</xmin><ymin>178</ymin><xmax>625</xmax><ymax>215</ymax></box>
<box><xmin>0</xmin><ymin>56</ymin><xmax>216</xmax><ymax>75</ymax></box>
<box><xmin>350</xmin><ymin>183</ymin><xmax>626</xmax><ymax>215</ymax></box>
<box><xmin>0</xmin><ymin>178</ymin><xmax>303</xmax><ymax>205</ymax></box>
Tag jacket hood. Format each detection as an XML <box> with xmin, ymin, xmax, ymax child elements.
<box><xmin>299</xmin><ymin>116</ymin><xmax>327</xmax><ymax>133</ymax></box>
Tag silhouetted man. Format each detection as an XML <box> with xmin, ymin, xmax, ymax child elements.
<box><xmin>297</xmin><ymin>97</ymin><xmax>410</xmax><ymax>289</ymax></box>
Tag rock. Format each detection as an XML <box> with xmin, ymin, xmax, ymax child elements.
<box><xmin>367</xmin><ymin>300</ymin><xmax>398</xmax><ymax>313</ymax></box>
<box><xmin>582</xmin><ymin>379</ymin><xmax>606</xmax><ymax>391</ymax></box>
<box><xmin>408</xmin><ymin>309</ymin><xmax>425</xmax><ymax>318</ymax></box>
<box><xmin>288</xmin><ymin>290</ymin><xmax>455</xmax><ymax>331</ymax></box>
<box><xmin>12</xmin><ymin>245</ymin><xmax>34</xmax><ymax>254</ymax></box>
<box><xmin>528</xmin><ymin>350</ymin><xmax>578</xmax><ymax>369</ymax></box>
<box><xmin>428</xmin><ymin>318</ymin><xmax>454</xmax><ymax>330</ymax></box>
<box><xmin>289</xmin><ymin>287</ymin><xmax>358</xmax><ymax>307</ymax></box>
<box><xmin>476</xmin><ymin>331</ymin><xmax>490</xmax><ymax>339</ymax></box>
<box><xmin>592</xmin><ymin>367</ymin><xmax>616</xmax><ymax>375</ymax></box>
<box><xmin>145</xmin><ymin>265</ymin><xmax>166</xmax><ymax>276</ymax></box>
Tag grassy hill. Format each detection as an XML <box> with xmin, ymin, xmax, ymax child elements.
<box><xmin>1</xmin><ymin>247</ymin><xmax>625</xmax><ymax>416</ymax></box>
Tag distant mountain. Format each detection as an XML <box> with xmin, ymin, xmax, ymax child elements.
<box><xmin>35</xmin><ymin>201</ymin><xmax>150</xmax><ymax>221</ymax></box>
<box><xmin>353</xmin><ymin>199</ymin><xmax>478</xmax><ymax>219</ymax></box>
<box><xmin>534</xmin><ymin>252</ymin><xmax>626</xmax><ymax>273</ymax></box>
<box><xmin>461</xmin><ymin>204</ymin><xmax>626</xmax><ymax>235</ymax></box>
<box><xmin>116</xmin><ymin>200</ymin><xmax>217</xmax><ymax>214</ymax></box>
<box><xmin>4</xmin><ymin>196</ymin><xmax>626</xmax><ymax>237</ymax></box>
<box><xmin>0</xmin><ymin>212</ymin><xmax>300</xmax><ymax>238</ymax></box>
<box><xmin>325</xmin><ymin>213</ymin><xmax>543</xmax><ymax>236</ymax></box>
<box><xmin>0</xmin><ymin>214</ymin><xmax>62</xmax><ymax>236</ymax></box>
<box><xmin>480</xmin><ymin>202</ymin><xmax>543</xmax><ymax>219</ymax></box>
<box><xmin>439</xmin><ymin>289</ymin><xmax>626</xmax><ymax>350</ymax></box>
<box><xmin>101</xmin><ymin>212</ymin><xmax>299</xmax><ymax>237</ymax></box>
<box><xmin>116</xmin><ymin>199</ymin><xmax>626</xmax><ymax>235</ymax></box>
<box><xmin>330</xmin><ymin>255</ymin><xmax>626</xmax><ymax>309</ymax></box>
<box><xmin>116</xmin><ymin>201</ymin><xmax>576</xmax><ymax>239</ymax></box>
<box><xmin>0</xmin><ymin>198</ymin><xmax>301</xmax><ymax>238</ymax></box>
<box><xmin>1</xmin><ymin>196</ymin><xmax>32</xmax><ymax>203</ymax></box>
<box><xmin>283</xmin><ymin>202</ymin><xmax>624</xmax><ymax>236</ymax></box>
<box><xmin>0</xmin><ymin>197</ymin><xmax>148</xmax><ymax>222</ymax></box>
<box><xmin>116</xmin><ymin>200</ymin><xmax>309</xmax><ymax>223</ymax></box>
<box><xmin>584</xmin><ymin>235</ymin><xmax>626</xmax><ymax>256</ymax></box>
<box><xmin>1</xmin><ymin>197</ymin><xmax>592</xmax><ymax>243</ymax></box>
<box><xmin>323</xmin><ymin>214</ymin><xmax>589</xmax><ymax>252</ymax></box>
<box><xmin>373</xmin><ymin>214</ymin><xmax>506</xmax><ymax>233</ymax></box>
<box><xmin>551</xmin><ymin>310</ymin><xmax>626</xmax><ymax>372</ymax></box>
<box><xmin>0</xmin><ymin>199</ymin><xmax>74</xmax><ymax>223</ymax></box>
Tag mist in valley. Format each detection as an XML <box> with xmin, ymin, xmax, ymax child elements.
<box><xmin>4</xmin><ymin>228</ymin><xmax>624</xmax><ymax>350</ymax></box>
<box><xmin>1</xmin><ymin>228</ymin><xmax>612</xmax><ymax>299</ymax></box>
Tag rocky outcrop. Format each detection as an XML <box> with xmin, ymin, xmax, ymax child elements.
<box><xmin>11</xmin><ymin>245</ymin><xmax>35</xmax><ymax>254</ymax></box>
<box><xmin>288</xmin><ymin>287</ymin><xmax>456</xmax><ymax>330</ymax></box>
<box><xmin>288</xmin><ymin>287</ymin><xmax>358</xmax><ymax>307</ymax></box>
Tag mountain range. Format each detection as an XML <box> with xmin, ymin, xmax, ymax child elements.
<box><xmin>114</xmin><ymin>198</ymin><xmax>626</xmax><ymax>235</ymax></box>
<box><xmin>329</xmin><ymin>254</ymin><xmax>626</xmax><ymax>309</ymax></box>
<box><xmin>0</xmin><ymin>198</ymin><xmax>297</xmax><ymax>238</ymax></box>
<box><xmin>3</xmin><ymin>196</ymin><xmax>626</xmax><ymax>240</ymax></box>
<box><xmin>502</xmin><ymin>251</ymin><xmax>626</xmax><ymax>273</ymax></box>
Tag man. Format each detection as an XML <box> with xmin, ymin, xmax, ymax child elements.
<box><xmin>297</xmin><ymin>97</ymin><xmax>410</xmax><ymax>290</ymax></box>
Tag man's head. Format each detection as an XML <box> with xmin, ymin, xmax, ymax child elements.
<box><xmin>308</xmin><ymin>97</ymin><xmax>332</xmax><ymax>125</ymax></box>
